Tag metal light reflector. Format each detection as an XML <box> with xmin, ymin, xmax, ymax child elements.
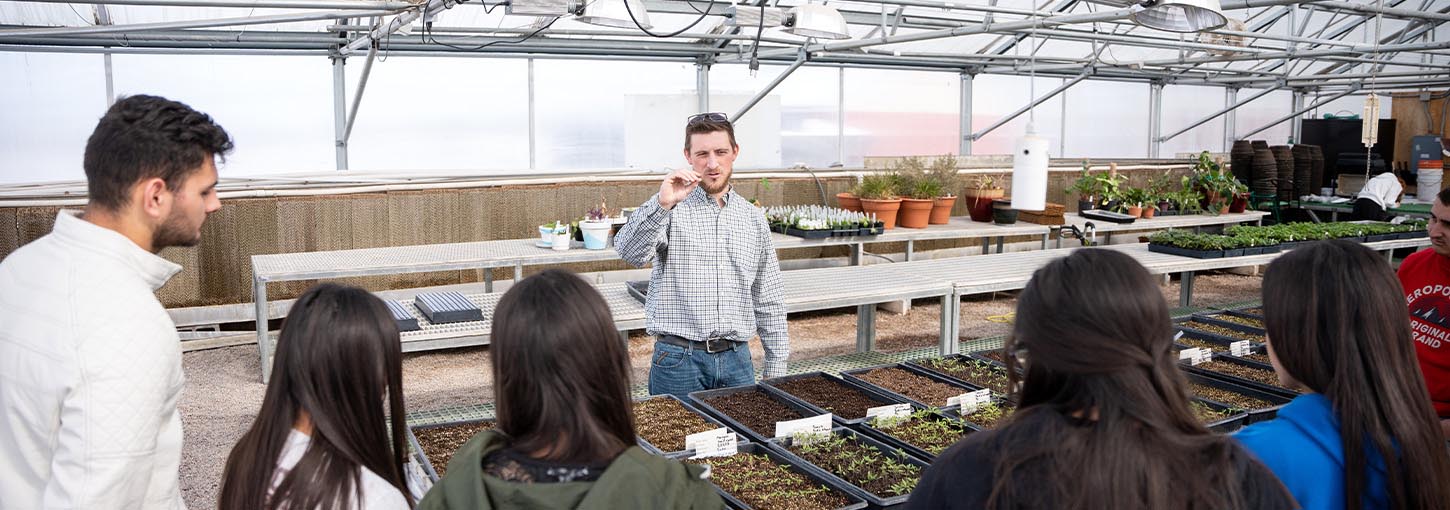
<box><xmin>726</xmin><ymin>5</ymin><xmax>787</xmax><ymax>28</ymax></box>
<box><xmin>507</xmin><ymin>0</ymin><xmax>581</xmax><ymax>17</ymax></box>
<box><xmin>783</xmin><ymin>4</ymin><xmax>850</xmax><ymax>40</ymax></box>
<box><xmin>1131</xmin><ymin>0</ymin><xmax>1227</xmax><ymax>33</ymax></box>
<box><xmin>575</xmin><ymin>0</ymin><xmax>652</xmax><ymax>29</ymax></box>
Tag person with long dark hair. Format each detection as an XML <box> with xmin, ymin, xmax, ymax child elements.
<box><xmin>1236</xmin><ymin>240</ymin><xmax>1450</xmax><ymax>510</ymax></box>
<box><xmin>908</xmin><ymin>249</ymin><xmax>1293</xmax><ymax>510</ymax></box>
<box><xmin>418</xmin><ymin>269</ymin><xmax>721</xmax><ymax>509</ymax></box>
<box><xmin>219</xmin><ymin>284</ymin><xmax>414</xmax><ymax>509</ymax></box>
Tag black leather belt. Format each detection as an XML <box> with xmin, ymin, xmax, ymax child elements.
<box><xmin>657</xmin><ymin>334</ymin><xmax>742</xmax><ymax>354</ymax></box>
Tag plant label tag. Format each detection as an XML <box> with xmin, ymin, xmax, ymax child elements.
<box><xmin>1173</xmin><ymin>330</ymin><xmax>1185</xmax><ymax>341</ymax></box>
<box><xmin>1230</xmin><ymin>340</ymin><xmax>1253</xmax><ymax>357</ymax></box>
<box><xmin>948</xmin><ymin>389</ymin><xmax>992</xmax><ymax>414</ymax></box>
<box><xmin>686</xmin><ymin>427</ymin><xmax>737</xmax><ymax>459</ymax></box>
<box><xmin>1179</xmin><ymin>347</ymin><xmax>1211</xmax><ymax>365</ymax></box>
<box><xmin>774</xmin><ymin>413</ymin><xmax>832</xmax><ymax>442</ymax></box>
<box><xmin>866</xmin><ymin>403</ymin><xmax>912</xmax><ymax>422</ymax></box>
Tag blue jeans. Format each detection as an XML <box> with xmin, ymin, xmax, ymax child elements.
<box><xmin>648</xmin><ymin>339</ymin><xmax>755</xmax><ymax>399</ymax></box>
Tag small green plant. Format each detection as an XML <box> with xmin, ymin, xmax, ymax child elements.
<box><xmin>857</xmin><ymin>173</ymin><xmax>900</xmax><ymax>200</ymax></box>
<box><xmin>926</xmin><ymin>154</ymin><xmax>961</xmax><ymax>197</ymax></box>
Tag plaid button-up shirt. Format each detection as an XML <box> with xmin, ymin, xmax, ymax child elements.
<box><xmin>615</xmin><ymin>186</ymin><xmax>789</xmax><ymax>378</ymax></box>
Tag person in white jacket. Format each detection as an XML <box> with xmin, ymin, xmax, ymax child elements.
<box><xmin>0</xmin><ymin>95</ymin><xmax>231</xmax><ymax>510</ymax></box>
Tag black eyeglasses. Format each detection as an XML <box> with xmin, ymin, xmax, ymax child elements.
<box><xmin>687</xmin><ymin>112</ymin><xmax>730</xmax><ymax>126</ymax></box>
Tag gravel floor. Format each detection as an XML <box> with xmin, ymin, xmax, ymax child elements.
<box><xmin>178</xmin><ymin>271</ymin><xmax>1263</xmax><ymax>508</ymax></box>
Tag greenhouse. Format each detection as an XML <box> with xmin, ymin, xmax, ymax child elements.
<box><xmin>2</xmin><ymin>0</ymin><xmax>1450</xmax><ymax>508</ymax></box>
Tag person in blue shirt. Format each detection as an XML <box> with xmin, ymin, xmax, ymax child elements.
<box><xmin>1236</xmin><ymin>240</ymin><xmax>1450</xmax><ymax>510</ymax></box>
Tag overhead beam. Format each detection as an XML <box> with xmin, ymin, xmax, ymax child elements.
<box><xmin>0</xmin><ymin>9</ymin><xmax>396</xmax><ymax>37</ymax></box>
<box><xmin>732</xmin><ymin>51</ymin><xmax>808</xmax><ymax>122</ymax></box>
<box><xmin>12</xmin><ymin>0</ymin><xmax>414</xmax><ymax>8</ymax></box>
<box><xmin>1238</xmin><ymin>84</ymin><xmax>1359</xmax><ymax>139</ymax></box>
<box><xmin>1160</xmin><ymin>85</ymin><xmax>1281</xmax><ymax>143</ymax></box>
<box><xmin>969</xmin><ymin>71</ymin><xmax>1088</xmax><ymax>141</ymax></box>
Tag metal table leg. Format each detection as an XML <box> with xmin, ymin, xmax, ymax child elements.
<box><xmin>906</xmin><ymin>240</ymin><xmax>915</xmax><ymax>261</ymax></box>
<box><xmin>514</xmin><ymin>263</ymin><xmax>523</xmax><ymax>282</ymax></box>
<box><xmin>484</xmin><ymin>268</ymin><xmax>494</xmax><ymax>293</ymax></box>
<box><xmin>940</xmin><ymin>292</ymin><xmax>961</xmax><ymax>355</ymax></box>
<box><xmin>1041</xmin><ymin>233</ymin><xmax>1048</xmax><ymax>250</ymax></box>
<box><xmin>851</xmin><ymin>244</ymin><xmax>863</xmax><ymax>265</ymax></box>
<box><xmin>1179</xmin><ymin>270</ymin><xmax>1196</xmax><ymax>308</ymax></box>
<box><xmin>856</xmin><ymin>303</ymin><xmax>877</xmax><ymax>353</ymax></box>
<box><xmin>255</xmin><ymin>278</ymin><xmax>270</xmax><ymax>383</ymax></box>
<box><xmin>981</xmin><ymin>238</ymin><xmax>991</xmax><ymax>255</ymax></box>
<box><xmin>996</xmin><ymin>236</ymin><xmax>1004</xmax><ymax>253</ymax></box>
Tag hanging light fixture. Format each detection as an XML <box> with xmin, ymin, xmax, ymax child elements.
<box><xmin>1012</xmin><ymin>9</ymin><xmax>1049</xmax><ymax>211</ymax></box>
<box><xmin>782</xmin><ymin>4</ymin><xmax>850</xmax><ymax>40</ymax></box>
<box><xmin>1131</xmin><ymin>0</ymin><xmax>1227</xmax><ymax>33</ymax></box>
<box><xmin>575</xmin><ymin>0</ymin><xmax>652</xmax><ymax>29</ymax></box>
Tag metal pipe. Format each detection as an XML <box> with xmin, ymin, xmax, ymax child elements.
<box><xmin>1223</xmin><ymin>88</ymin><xmax>1237</xmax><ymax>151</ymax></box>
<box><xmin>1149</xmin><ymin>81</ymin><xmax>1163</xmax><ymax>158</ymax></box>
<box><xmin>1305</xmin><ymin>0</ymin><xmax>1450</xmax><ymax>22</ymax></box>
<box><xmin>341</xmin><ymin>41</ymin><xmax>375</xmax><ymax>144</ymax></box>
<box><xmin>15</xmin><ymin>0</ymin><xmax>414</xmax><ymax>8</ymax></box>
<box><xmin>1160</xmin><ymin>86</ymin><xmax>1280</xmax><ymax>142</ymax></box>
<box><xmin>528</xmin><ymin>58</ymin><xmax>536</xmax><ymax>170</ymax></box>
<box><xmin>339</xmin><ymin>0</ymin><xmax>446</xmax><ymax>56</ymax></box>
<box><xmin>696</xmin><ymin>62</ymin><xmax>709</xmax><ymax>112</ymax></box>
<box><xmin>970</xmin><ymin>71</ymin><xmax>1088</xmax><ymax>141</ymax></box>
<box><xmin>332</xmin><ymin>56</ymin><xmax>348</xmax><ymax>170</ymax></box>
<box><xmin>1290</xmin><ymin>89</ymin><xmax>1305</xmax><ymax>142</ymax></box>
<box><xmin>838</xmin><ymin>67</ymin><xmax>846</xmax><ymax>166</ymax></box>
<box><xmin>1238</xmin><ymin>85</ymin><xmax>1359</xmax><ymax>139</ymax></box>
<box><xmin>732</xmin><ymin>52</ymin><xmax>808</xmax><ymax>122</ymax></box>
<box><xmin>960</xmin><ymin>71</ymin><xmax>973</xmax><ymax>155</ymax></box>
<box><xmin>0</xmin><ymin>9</ymin><xmax>395</xmax><ymax>37</ymax></box>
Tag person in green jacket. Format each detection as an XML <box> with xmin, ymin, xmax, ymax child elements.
<box><xmin>418</xmin><ymin>269</ymin><xmax>723</xmax><ymax>510</ymax></box>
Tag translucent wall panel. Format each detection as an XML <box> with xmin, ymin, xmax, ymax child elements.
<box><xmin>535</xmin><ymin>60</ymin><xmax>696</xmax><ymax>171</ymax></box>
<box><xmin>0</xmin><ymin>52</ymin><xmax>106</xmax><ymax>184</ymax></box>
<box><xmin>1310</xmin><ymin>93</ymin><xmax>1391</xmax><ymax>120</ymax></box>
<box><xmin>843</xmin><ymin>68</ymin><xmax>958</xmax><ymax>165</ymax></box>
<box><xmin>711</xmin><ymin>64</ymin><xmax>839</xmax><ymax>169</ymax></box>
<box><xmin>346</xmin><ymin>58</ymin><xmax>528</xmax><ymax>172</ymax></box>
<box><xmin>1232</xmin><ymin>89</ymin><xmax>1293</xmax><ymax>145</ymax></box>
<box><xmin>1160</xmin><ymin>84</ymin><xmax>1227</xmax><ymax>157</ymax></box>
<box><xmin>971</xmin><ymin>74</ymin><xmax>1066</xmax><ymax>157</ymax></box>
<box><xmin>113</xmin><ymin>54</ymin><xmax>333</xmax><ymax>176</ymax></box>
<box><xmin>1062</xmin><ymin>80</ymin><xmax>1147</xmax><ymax>159</ymax></box>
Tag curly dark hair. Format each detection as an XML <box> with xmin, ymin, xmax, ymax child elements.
<box><xmin>83</xmin><ymin>94</ymin><xmax>233</xmax><ymax>211</ymax></box>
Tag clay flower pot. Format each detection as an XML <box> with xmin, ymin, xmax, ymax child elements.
<box><xmin>836</xmin><ymin>192</ymin><xmax>862</xmax><ymax>212</ymax></box>
<box><xmin>1229</xmin><ymin>194</ymin><xmax>1249</xmax><ymax>213</ymax></box>
<box><xmin>898</xmin><ymin>198</ymin><xmax>935</xmax><ymax>229</ymax></box>
<box><xmin>964</xmin><ymin>188</ymin><xmax>1003</xmax><ymax>223</ymax></box>
<box><xmin>1127</xmin><ymin>205</ymin><xmax>1143</xmax><ymax>218</ymax></box>
<box><xmin>1142</xmin><ymin>207</ymin><xmax>1157</xmax><ymax>219</ymax></box>
<box><xmin>860</xmin><ymin>198</ymin><xmax>903</xmax><ymax>229</ymax></box>
<box><xmin>929</xmin><ymin>196</ymin><xmax>956</xmax><ymax>224</ymax></box>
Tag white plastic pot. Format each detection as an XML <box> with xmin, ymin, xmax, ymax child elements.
<box><xmin>580</xmin><ymin>220</ymin><xmax>612</xmax><ymax>250</ymax></box>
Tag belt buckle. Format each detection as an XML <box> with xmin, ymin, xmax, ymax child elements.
<box><xmin>705</xmin><ymin>335</ymin><xmax>731</xmax><ymax>354</ymax></box>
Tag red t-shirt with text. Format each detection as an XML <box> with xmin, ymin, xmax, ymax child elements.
<box><xmin>1397</xmin><ymin>248</ymin><xmax>1450</xmax><ymax>416</ymax></box>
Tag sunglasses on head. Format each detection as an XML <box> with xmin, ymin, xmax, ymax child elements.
<box><xmin>687</xmin><ymin>112</ymin><xmax>730</xmax><ymax>126</ymax></box>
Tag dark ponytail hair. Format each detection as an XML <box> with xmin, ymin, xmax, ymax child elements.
<box><xmin>491</xmin><ymin>269</ymin><xmax>636</xmax><ymax>462</ymax></box>
<box><xmin>990</xmin><ymin>248</ymin><xmax>1273</xmax><ymax>509</ymax></box>
<box><xmin>1263</xmin><ymin>240</ymin><xmax>1450</xmax><ymax>510</ymax></box>
<box><xmin>219</xmin><ymin>283</ymin><xmax>413</xmax><ymax>510</ymax></box>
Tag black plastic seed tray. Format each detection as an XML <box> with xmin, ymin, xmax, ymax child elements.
<box><xmin>625</xmin><ymin>280</ymin><xmax>648</xmax><ymax>305</ymax></box>
<box><xmin>669</xmin><ymin>442</ymin><xmax>867</xmax><ymax>510</ymax></box>
<box><xmin>688</xmin><ymin>384</ymin><xmax>829</xmax><ymax>445</ymax></box>
<box><xmin>1175</xmin><ymin>318</ymin><xmax>1266</xmax><ymax>345</ymax></box>
<box><xmin>386</xmin><ymin>300</ymin><xmax>420</xmax><ymax>332</ymax></box>
<box><xmin>1181</xmin><ymin>353</ymin><xmax>1301</xmax><ymax>400</ymax></box>
<box><xmin>1194</xmin><ymin>397</ymin><xmax>1249</xmax><ymax>433</ymax></box>
<box><xmin>784</xmin><ymin>227</ymin><xmax>834</xmax><ymax>239</ymax></box>
<box><xmin>1185</xmin><ymin>372</ymin><xmax>1290</xmax><ymax>425</ymax></box>
<box><xmin>407</xmin><ymin>418</ymin><xmax>495</xmax><ymax>482</ymax></box>
<box><xmin>413</xmin><ymin>291</ymin><xmax>484</xmax><ymax>324</ymax></box>
<box><xmin>761</xmin><ymin>371</ymin><xmax>915</xmax><ymax>427</ymax></box>
<box><xmin>857</xmin><ymin>409</ymin><xmax>970</xmax><ymax>462</ymax></box>
<box><xmin>767</xmin><ymin>427</ymin><xmax>929</xmax><ymax>508</ymax></box>
<box><xmin>945</xmin><ymin>396</ymin><xmax>1017</xmax><ymax>432</ymax></box>
<box><xmin>633</xmin><ymin>394</ymin><xmax>742</xmax><ymax>457</ymax></box>
<box><xmin>903</xmin><ymin>356</ymin><xmax>1013</xmax><ymax>400</ymax></box>
<box><xmin>841</xmin><ymin>362</ymin><xmax>983</xmax><ymax>411</ymax></box>
<box><xmin>1221</xmin><ymin>307</ymin><xmax>1264</xmax><ymax>321</ymax></box>
<box><xmin>1190</xmin><ymin>312</ymin><xmax>1266</xmax><ymax>335</ymax></box>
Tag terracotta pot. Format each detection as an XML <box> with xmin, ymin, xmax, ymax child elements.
<box><xmin>1229</xmin><ymin>194</ymin><xmax>1248</xmax><ymax>213</ymax></box>
<box><xmin>836</xmin><ymin>192</ymin><xmax>862</xmax><ymax>212</ymax></box>
<box><xmin>898</xmin><ymin>198</ymin><xmax>935</xmax><ymax>228</ymax></box>
<box><xmin>1142</xmin><ymin>207</ymin><xmax>1157</xmax><ymax>219</ymax></box>
<box><xmin>966</xmin><ymin>194</ymin><xmax>998</xmax><ymax>222</ymax></box>
<box><xmin>860</xmin><ymin>198</ymin><xmax>903</xmax><ymax>229</ymax></box>
<box><xmin>929</xmin><ymin>196</ymin><xmax>956</xmax><ymax>224</ymax></box>
<box><xmin>1127</xmin><ymin>206</ymin><xmax>1143</xmax><ymax>218</ymax></box>
<box><xmin>1219</xmin><ymin>205</ymin><xmax>1230</xmax><ymax>215</ymax></box>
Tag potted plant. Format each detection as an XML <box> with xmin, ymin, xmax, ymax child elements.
<box><xmin>580</xmin><ymin>201</ymin><xmax>613</xmax><ymax>250</ymax></box>
<box><xmin>1141</xmin><ymin>192</ymin><xmax>1159</xmax><ymax>219</ymax></box>
<box><xmin>537</xmin><ymin>221</ymin><xmax>560</xmax><ymax>247</ymax></box>
<box><xmin>550</xmin><ymin>222</ymin><xmax>572</xmax><ymax>251</ymax></box>
<box><xmin>927</xmin><ymin>154</ymin><xmax>960</xmax><ymax>224</ymax></box>
<box><xmin>897</xmin><ymin>159</ymin><xmax>939</xmax><ymax>229</ymax></box>
<box><xmin>1227</xmin><ymin>179</ymin><xmax>1250</xmax><ymax>213</ymax></box>
<box><xmin>857</xmin><ymin>172</ymin><xmax>903</xmax><ymax>229</ymax></box>
<box><xmin>1122</xmin><ymin>186</ymin><xmax>1149</xmax><ymax>218</ymax></box>
<box><xmin>837</xmin><ymin>182</ymin><xmax>862</xmax><ymax>212</ymax></box>
<box><xmin>1069</xmin><ymin>161</ymin><xmax>1098</xmax><ymax>211</ymax></box>
<box><xmin>991</xmin><ymin>199</ymin><xmax>1018</xmax><ymax>225</ymax></box>
<box><xmin>964</xmin><ymin>174</ymin><xmax>1004</xmax><ymax>223</ymax></box>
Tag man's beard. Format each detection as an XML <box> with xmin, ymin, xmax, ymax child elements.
<box><xmin>701</xmin><ymin>176</ymin><xmax>730</xmax><ymax>195</ymax></box>
<box><xmin>152</xmin><ymin>211</ymin><xmax>201</xmax><ymax>249</ymax></box>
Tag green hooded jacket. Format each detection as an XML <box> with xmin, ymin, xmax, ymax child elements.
<box><xmin>417</xmin><ymin>431</ymin><xmax>724</xmax><ymax>510</ymax></box>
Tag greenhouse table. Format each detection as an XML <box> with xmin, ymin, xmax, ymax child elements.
<box><xmin>1054</xmin><ymin>211</ymin><xmax>1269</xmax><ymax>247</ymax></box>
<box><xmin>1299</xmin><ymin>201</ymin><xmax>1433</xmax><ymax>222</ymax></box>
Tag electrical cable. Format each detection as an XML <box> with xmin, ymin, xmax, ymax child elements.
<box><xmin>424</xmin><ymin>12</ymin><xmax>560</xmax><ymax>51</ymax></box>
<box><xmin>622</xmin><ymin>0</ymin><xmax>716</xmax><ymax>38</ymax></box>
<box><xmin>749</xmin><ymin>3</ymin><xmax>764</xmax><ymax>73</ymax></box>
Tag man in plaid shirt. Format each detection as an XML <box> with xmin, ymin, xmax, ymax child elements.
<box><xmin>615</xmin><ymin>113</ymin><xmax>789</xmax><ymax>398</ymax></box>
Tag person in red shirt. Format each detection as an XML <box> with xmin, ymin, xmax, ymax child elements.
<box><xmin>1396</xmin><ymin>187</ymin><xmax>1450</xmax><ymax>438</ymax></box>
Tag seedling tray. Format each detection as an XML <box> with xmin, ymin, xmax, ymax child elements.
<box><xmin>903</xmin><ymin>355</ymin><xmax>1014</xmax><ymax>398</ymax></box>
<box><xmin>1185</xmin><ymin>372</ymin><xmax>1290</xmax><ymax>425</ymax></box>
<box><xmin>841</xmin><ymin>362</ymin><xmax>982</xmax><ymax>411</ymax></box>
<box><xmin>784</xmin><ymin>227</ymin><xmax>834</xmax><ymax>239</ymax></box>
<box><xmin>625</xmin><ymin>280</ymin><xmax>648</xmax><ymax>305</ymax></box>
<box><xmin>1181</xmin><ymin>354</ymin><xmax>1300</xmax><ymax>400</ymax></box>
<box><xmin>413</xmin><ymin>291</ymin><xmax>484</xmax><ymax>324</ymax></box>
<box><xmin>761</xmin><ymin>371</ymin><xmax>915</xmax><ymax>427</ymax></box>
<box><xmin>767</xmin><ymin>427</ymin><xmax>929</xmax><ymax>508</ymax></box>
<box><xmin>386</xmin><ymin>300</ymin><xmax>420</xmax><ymax>332</ymax></box>
<box><xmin>1148</xmin><ymin>243</ymin><xmax>1225</xmax><ymax>259</ymax></box>
<box><xmin>964</xmin><ymin>348</ymin><xmax>1010</xmax><ymax>370</ymax></box>
<box><xmin>1194</xmin><ymin>397</ymin><xmax>1249</xmax><ymax>433</ymax></box>
<box><xmin>857</xmin><ymin>410</ymin><xmax>970</xmax><ymax>462</ymax></box>
<box><xmin>1190</xmin><ymin>313</ymin><xmax>1266</xmax><ymax>335</ymax></box>
<box><xmin>946</xmin><ymin>397</ymin><xmax>1017</xmax><ymax>431</ymax></box>
<box><xmin>671</xmin><ymin>442</ymin><xmax>867</xmax><ymax>510</ymax></box>
<box><xmin>633</xmin><ymin>394</ymin><xmax>743</xmax><ymax>457</ymax></box>
<box><xmin>407</xmin><ymin>418</ymin><xmax>496</xmax><ymax>482</ymax></box>
<box><xmin>689</xmin><ymin>384</ymin><xmax>828</xmax><ymax>445</ymax></box>
<box><xmin>1221</xmin><ymin>307</ymin><xmax>1264</xmax><ymax>321</ymax></box>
